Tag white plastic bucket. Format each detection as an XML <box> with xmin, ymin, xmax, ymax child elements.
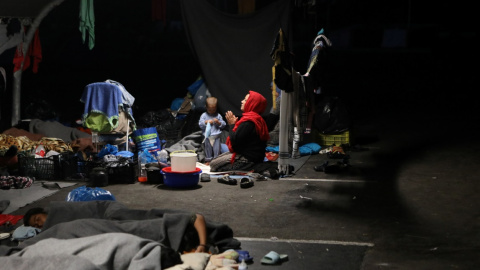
<box><xmin>170</xmin><ymin>150</ymin><xmax>197</xmax><ymax>172</ymax></box>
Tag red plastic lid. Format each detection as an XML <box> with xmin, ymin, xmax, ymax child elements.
<box><xmin>162</xmin><ymin>167</ymin><xmax>202</xmax><ymax>174</ymax></box>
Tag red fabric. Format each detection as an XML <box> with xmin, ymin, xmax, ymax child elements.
<box><xmin>226</xmin><ymin>90</ymin><xmax>270</xmax><ymax>163</ymax></box>
<box><xmin>0</xmin><ymin>214</ymin><xmax>24</xmax><ymax>226</ymax></box>
<box><xmin>13</xmin><ymin>28</ymin><xmax>42</xmax><ymax>73</ymax></box>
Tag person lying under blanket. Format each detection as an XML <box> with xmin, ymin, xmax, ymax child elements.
<box><xmin>4</xmin><ymin>200</ymin><xmax>240</xmax><ymax>267</ymax></box>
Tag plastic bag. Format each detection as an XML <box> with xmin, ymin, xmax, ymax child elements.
<box><xmin>66</xmin><ymin>186</ymin><xmax>116</xmax><ymax>201</ymax></box>
<box><xmin>97</xmin><ymin>144</ymin><xmax>118</xmax><ymax>158</ymax></box>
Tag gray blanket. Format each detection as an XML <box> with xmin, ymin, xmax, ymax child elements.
<box><xmin>5</xmin><ymin>233</ymin><xmax>164</xmax><ymax>270</ymax></box>
<box><xmin>0</xmin><ymin>201</ymin><xmax>240</xmax><ymax>269</ymax></box>
<box><xmin>29</xmin><ymin>119</ymin><xmax>91</xmax><ymax>142</ymax></box>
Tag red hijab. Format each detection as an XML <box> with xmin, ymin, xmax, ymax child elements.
<box><xmin>226</xmin><ymin>91</ymin><xmax>270</xmax><ymax>161</ymax></box>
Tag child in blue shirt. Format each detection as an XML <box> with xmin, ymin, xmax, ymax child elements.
<box><xmin>198</xmin><ymin>97</ymin><xmax>226</xmax><ymax>164</ymax></box>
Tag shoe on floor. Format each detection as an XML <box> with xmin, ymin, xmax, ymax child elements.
<box><xmin>314</xmin><ymin>161</ymin><xmax>329</xmax><ymax>172</ymax></box>
<box><xmin>240</xmin><ymin>178</ymin><xmax>254</xmax><ymax>188</ymax></box>
<box><xmin>217</xmin><ymin>175</ymin><xmax>237</xmax><ymax>185</ymax></box>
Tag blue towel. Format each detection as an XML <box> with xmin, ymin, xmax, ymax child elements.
<box><xmin>81</xmin><ymin>82</ymin><xmax>123</xmax><ymax>121</ymax></box>
<box><xmin>299</xmin><ymin>143</ymin><xmax>321</xmax><ymax>155</ymax></box>
<box><xmin>266</xmin><ymin>143</ymin><xmax>321</xmax><ymax>156</ymax></box>
<box><xmin>12</xmin><ymin>225</ymin><xmax>41</xmax><ymax>241</ymax></box>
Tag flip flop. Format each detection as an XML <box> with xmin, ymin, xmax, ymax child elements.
<box><xmin>260</xmin><ymin>251</ymin><xmax>288</xmax><ymax>265</ymax></box>
<box><xmin>217</xmin><ymin>175</ymin><xmax>237</xmax><ymax>185</ymax></box>
<box><xmin>240</xmin><ymin>178</ymin><xmax>254</xmax><ymax>189</ymax></box>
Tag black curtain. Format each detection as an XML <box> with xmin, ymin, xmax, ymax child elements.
<box><xmin>180</xmin><ymin>0</ymin><xmax>292</xmax><ymax>116</ymax></box>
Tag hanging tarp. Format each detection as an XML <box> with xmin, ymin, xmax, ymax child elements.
<box><xmin>180</xmin><ymin>0</ymin><xmax>292</xmax><ymax>116</ymax></box>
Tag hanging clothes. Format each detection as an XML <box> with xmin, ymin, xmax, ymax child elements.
<box><xmin>79</xmin><ymin>0</ymin><xmax>95</xmax><ymax>50</ymax></box>
<box><xmin>12</xmin><ymin>27</ymin><xmax>42</xmax><ymax>73</ymax></box>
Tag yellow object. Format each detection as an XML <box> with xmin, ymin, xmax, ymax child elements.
<box><xmin>313</xmin><ymin>130</ymin><xmax>350</xmax><ymax>146</ymax></box>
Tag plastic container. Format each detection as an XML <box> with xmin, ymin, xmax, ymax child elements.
<box><xmin>170</xmin><ymin>150</ymin><xmax>197</xmax><ymax>172</ymax></box>
<box><xmin>18</xmin><ymin>152</ymin><xmax>77</xmax><ymax>180</ymax></box>
<box><xmin>146</xmin><ymin>163</ymin><xmax>162</xmax><ymax>184</ymax></box>
<box><xmin>160</xmin><ymin>167</ymin><xmax>201</xmax><ymax>188</ymax></box>
<box><xmin>90</xmin><ymin>167</ymin><xmax>108</xmax><ymax>187</ymax></box>
<box><xmin>313</xmin><ymin>130</ymin><xmax>350</xmax><ymax>146</ymax></box>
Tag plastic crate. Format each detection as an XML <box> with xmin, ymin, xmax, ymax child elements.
<box><xmin>313</xmin><ymin>130</ymin><xmax>350</xmax><ymax>146</ymax></box>
<box><xmin>18</xmin><ymin>152</ymin><xmax>77</xmax><ymax>180</ymax></box>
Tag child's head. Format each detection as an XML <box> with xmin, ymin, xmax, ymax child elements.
<box><xmin>205</xmin><ymin>97</ymin><xmax>218</xmax><ymax>115</ymax></box>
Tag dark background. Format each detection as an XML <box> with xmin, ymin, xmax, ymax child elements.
<box><xmin>0</xmin><ymin>0</ymin><xmax>475</xmax><ymax>131</ymax></box>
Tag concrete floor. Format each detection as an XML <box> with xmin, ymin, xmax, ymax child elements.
<box><xmin>8</xmin><ymin>101</ymin><xmax>480</xmax><ymax>269</ymax></box>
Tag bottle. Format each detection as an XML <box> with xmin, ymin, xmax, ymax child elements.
<box><xmin>137</xmin><ymin>151</ymin><xmax>147</xmax><ymax>182</ymax></box>
<box><xmin>158</xmin><ymin>149</ymin><xmax>169</xmax><ymax>166</ymax></box>
<box><xmin>238</xmin><ymin>258</ymin><xmax>247</xmax><ymax>270</ymax></box>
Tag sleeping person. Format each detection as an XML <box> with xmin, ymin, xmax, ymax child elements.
<box><xmin>0</xmin><ymin>201</ymin><xmax>241</xmax><ymax>269</ymax></box>
<box><xmin>16</xmin><ymin>200</ymin><xmax>240</xmax><ymax>263</ymax></box>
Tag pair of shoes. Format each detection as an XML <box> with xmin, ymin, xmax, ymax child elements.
<box><xmin>314</xmin><ymin>160</ymin><xmax>351</xmax><ymax>174</ymax></box>
<box><xmin>261</xmin><ymin>251</ymin><xmax>288</xmax><ymax>265</ymax></box>
<box><xmin>217</xmin><ymin>175</ymin><xmax>237</xmax><ymax>185</ymax></box>
<box><xmin>240</xmin><ymin>178</ymin><xmax>254</xmax><ymax>188</ymax></box>
<box><xmin>200</xmin><ymin>173</ymin><xmax>211</xmax><ymax>182</ymax></box>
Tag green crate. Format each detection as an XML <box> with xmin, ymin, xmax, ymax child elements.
<box><xmin>313</xmin><ymin>130</ymin><xmax>350</xmax><ymax>146</ymax></box>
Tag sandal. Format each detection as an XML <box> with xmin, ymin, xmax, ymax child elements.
<box><xmin>217</xmin><ymin>175</ymin><xmax>237</xmax><ymax>185</ymax></box>
<box><xmin>240</xmin><ymin>178</ymin><xmax>254</xmax><ymax>188</ymax></box>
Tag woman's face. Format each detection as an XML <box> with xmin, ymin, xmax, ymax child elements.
<box><xmin>240</xmin><ymin>94</ymin><xmax>249</xmax><ymax>112</ymax></box>
<box><xmin>29</xmin><ymin>213</ymin><xmax>47</xmax><ymax>229</ymax></box>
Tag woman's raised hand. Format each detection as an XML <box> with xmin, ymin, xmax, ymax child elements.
<box><xmin>225</xmin><ymin>111</ymin><xmax>238</xmax><ymax>125</ymax></box>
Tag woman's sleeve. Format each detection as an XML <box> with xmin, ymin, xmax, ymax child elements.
<box><xmin>229</xmin><ymin>121</ymin><xmax>256</xmax><ymax>148</ymax></box>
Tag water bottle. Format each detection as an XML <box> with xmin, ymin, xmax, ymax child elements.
<box><xmin>238</xmin><ymin>259</ymin><xmax>247</xmax><ymax>270</ymax></box>
<box><xmin>158</xmin><ymin>149</ymin><xmax>169</xmax><ymax>166</ymax></box>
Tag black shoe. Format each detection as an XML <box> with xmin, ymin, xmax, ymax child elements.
<box><xmin>217</xmin><ymin>175</ymin><xmax>237</xmax><ymax>185</ymax></box>
<box><xmin>240</xmin><ymin>178</ymin><xmax>254</xmax><ymax>188</ymax></box>
<box><xmin>314</xmin><ymin>161</ymin><xmax>329</xmax><ymax>172</ymax></box>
